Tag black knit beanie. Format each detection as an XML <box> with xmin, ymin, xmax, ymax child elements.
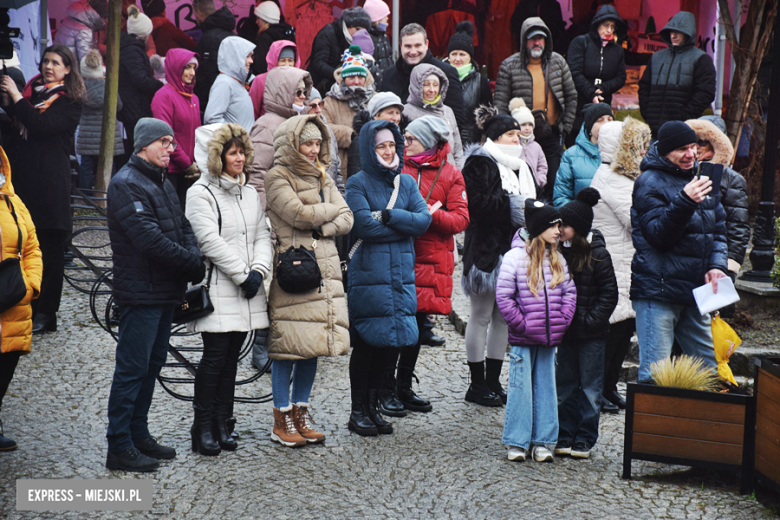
<box><xmin>525</xmin><ymin>199</ymin><xmax>562</xmax><ymax>238</ymax></box>
<box><xmin>484</xmin><ymin>114</ymin><xmax>521</xmax><ymax>141</ymax></box>
<box><xmin>341</xmin><ymin>7</ymin><xmax>371</xmax><ymax>30</ymax></box>
<box><xmin>656</xmin><ymin>120</ymin><xmax>698</xmax><ymax>157</ymax></box>
<box><xmin>582</xmin><ymin>102</ymin><xmax>614</xmax><ymax>138</ymax></box>
<box><xmin>559</xmin><ymin>187</ymin><xmax>601</xmax><ymax>238</ymax></box>
<box><xmin>447</xmin><ymin>21</ymin><xmax>475</xmax><ymax>60</ymax></box>
<box><xmin>141</xmin><ymin>0</ymin><xmax>165</xmax><ymax>18</ymax></box>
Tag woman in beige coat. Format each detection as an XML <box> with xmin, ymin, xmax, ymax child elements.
<box><xmin>265</xmin><ymin>114</ymin><xmax>353</xmax><ymax>447</ymax></box>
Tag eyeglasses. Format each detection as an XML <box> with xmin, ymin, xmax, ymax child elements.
<box><xmin>404</xmin><ymin>135</ymin><xmax>417</xmax><ymax>145</ymax></box>
<box><xmin>159</xmin><ymin>138</ymin><xmax>178</xmax><ymax>150</ymax></box>
<box><xmin>697</xmin><ymin>140</ymin><xmax>709</xmax><ymax>148</ymax></box>
<box><xmin>296</xmin><ymin>89</ymin><xmax>306</xmax><ymax>98</ymax></box>
<box><xmin>308</xmin><ymin>100</ymin><xmax>322</xmax><ymax>108</ymax></box>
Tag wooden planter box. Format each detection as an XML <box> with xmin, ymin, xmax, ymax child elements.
<box><xmin>623</xmin><ymin>382</ymin><xmax>755</xmax><ymax>494</ymax></box>
<box><xmin>754</xmin><ymin>356</ymin><xmax>780</xmax><ymax>495</ymax></box>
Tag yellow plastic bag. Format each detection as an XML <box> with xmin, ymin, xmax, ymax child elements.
<box><xmin>711</xmin><ymin>313</ymin><xmax>742</xmax><ymax>385</ymax></box>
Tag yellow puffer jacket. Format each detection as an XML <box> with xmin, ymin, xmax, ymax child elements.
<box><xmin>0</xmin><ymin>147</ymin><xmax>43</xmax><ymax>354</ymax></box>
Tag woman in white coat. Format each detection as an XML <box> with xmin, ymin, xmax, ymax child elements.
<box><xmin>185</xmin><ymin>123</ymin><xmax>274</xmax><ymax>456</ymax></box>
<box><xmin>590</xmin><ymin>117</ymin><xmax>650</xmax><ymax>410</ymax></box>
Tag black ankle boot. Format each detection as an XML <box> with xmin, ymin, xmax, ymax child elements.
<box><xmin>378</xmin><ymin>369</ymin><xmax>407</xmax><ymax>417</ymax></box>
<box><xmin>465</xmin><ymin>361</ymin><xmax>503</xmax><ymax>407</ymax></box>
<box><xmin>485</xmin><ymin>358</ymin><xmax>507</xmax><ymax>404</ymax></box>
<box><xmin>212</xmin><ymin>410</ymin><xmax>237</xmax><ymax>451</ymax></box>
<box><xmin>191</xmin><ymin>408</ymin><xmax>220</xmax><ymax>456</ymax></box>
<box><xmin>348</xmin><ymin>389</ymin><xmax>377</xmax><ymax>436</ymax></box>
<box><xmin>32</xmin><ymin>313</ymin><xmax>57</xmax><ymax>334</ymax></box>
<box><xmin>397</xmin><ymin>368</ymin><xmax>432</xmax><ymax>412</ymax></box>
<box><xmin>366</xmin><ymin>389</ymin><xmax>393</xmax><ymax>434</ymax></box>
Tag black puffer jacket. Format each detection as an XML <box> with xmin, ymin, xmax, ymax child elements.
<box><xmin>379</xmin><ymin>51</ymin><xmax>467</xmax><ymax>133</ymax></box>
<box><xmin>117</xmin><ymin>32</ymin><xmax>163</xmax><ymax>131</ymax></box>
<box><xmin>458</xmin><ymin>65</ymin><xmax>492</xmax><ymax>145</ymax></box>
<box><xmin>560</xmin><ymin>230</ymin><xmax>618</xmax><ymax>341</ymax></box>
<box><xmin>107</xmin><ymin>154</ymin><xmax>203</xmax><ymax>306</ymax></box>
<box><xmin>721</xmin><ymin>168</ymin><xmax>750</xmax><ymax>264</ymax></box>
<box><xmin>346</xmin><ymin>109</ymin><xmax>410</xmax><ymax>180</ymax></box>
<box><xmin>307</xmin><ymin>19</ymin><xmax>350</xmax><ymax>92</ymax></box>
<box><xmin>251</xmin><ymin>22</ymin><xmax>296</xmax><ymax>76</ymax></box>
<box><xmin>638</xmin><ymin>12</ymin><xmax>716</xmax><ymax>136</ymax></box>
<box><xmin>369</xmin><ymin>26</ymin><xmax>393</xmax><ymax>85</ymax></box>
<box><xmin>194</xmin><ymin>7</ymin><xmax>236</xmax><ymax>114</ymax></box>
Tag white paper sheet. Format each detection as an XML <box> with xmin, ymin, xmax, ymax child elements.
<box><xmin>692</xmin><ymin>277</ymin><xmax>740</xmax><ymax>315</ymax></box>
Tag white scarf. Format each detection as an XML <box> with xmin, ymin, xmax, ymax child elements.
<box><xmin>343</xmin><ymin>21</ymin><xmax>353</xmax><ymax>44</ymax></box>
<box><xmin>483</xmin><ymin>139</ymin><xmax>537</xmax><ymax>197</ymax></box>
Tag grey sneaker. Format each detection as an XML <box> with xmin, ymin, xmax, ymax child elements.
<box><xmin>507</xmin><ymin>446</ymin><xmax>527</xmax><ymax>462</ymax></box>
<box><xmin>571</xmin><ymin>442</ymin><xmax>591</xmax><ymax>459</ymax></box>
<box><xmin>532</xmin><ymin>445</ymin><xmax>554</xmax><ymax>462</ymax></box>
<box><xmin>554</xmin><ymin>440</ymin><xmax>572</xmax><ymax>456</ymax></box>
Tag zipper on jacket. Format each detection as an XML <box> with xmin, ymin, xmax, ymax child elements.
<box><xmin>543</xmin><ymin>282</ymin><xmax>551</xmax><ymax>347</ymax></box>
<box><xmin>598</xmin><ymin>46</ymin><xmax>604</xmax><ymax>79</ymax></box>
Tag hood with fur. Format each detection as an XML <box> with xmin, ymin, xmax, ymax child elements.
<box><xmin>685</xmin><ymin>119</ymin><xmax>734</xmax><ymax>166</ymax></box>
<box><xmin>611</xmin><ymin>116</ymin><xmax>651</xmax><ymax>180</ymax></box>
<box><xmin>206</xmin><ymin>123</ymin><xmax>255</xmax><ymax>178</ymax></box>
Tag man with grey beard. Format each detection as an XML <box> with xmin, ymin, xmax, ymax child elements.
<box><xmin>494</xmin><ymin>17</ymin><xmax>577</xmax><ymax>198</ymax></box>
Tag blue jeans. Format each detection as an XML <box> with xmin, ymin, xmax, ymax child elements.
<box><xmin>106</xmin><ymin>305</ymin><xmax>174</xmax><ymax>452</ymax></box>
<box><xmin>271</xmin><ymin>358</ymin><xmax>318</xmax><ymax>408</ymax></box>
<box><xmin>556</xmin><ymin>338</ymin><xmax>605</xmax><ymax>448</ymax></box>
<box><xmin>633</xmin><ymin>299</ymin><xmax>717</xmax><ymax>384</ymax></box>
<box><xmin>502</xmin><ymin>345</ymin><xmax>558</xmax><ymax>449</ymax></box>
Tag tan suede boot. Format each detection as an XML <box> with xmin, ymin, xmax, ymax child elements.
<box><xmin>271</xmin><ymin>406</ymin><xmax>306</xmax><ymax>447</ymax></box>
<box><xmin>291</xmin><ymin>404</ymin><xmax>326</xmax><ymax>443</ymax></box>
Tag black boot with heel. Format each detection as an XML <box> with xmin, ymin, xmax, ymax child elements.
<box><xmin>191</xmin><ymin>407</ymin><xmax>220</xmax><ymax>456</ymax></box>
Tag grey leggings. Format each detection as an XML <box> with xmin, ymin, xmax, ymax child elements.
<box><xmin>465</xmin><ymin>290</ymin><xmax>509</xmax><ymax>362</ymax></box>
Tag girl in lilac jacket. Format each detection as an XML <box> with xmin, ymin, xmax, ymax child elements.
<box><xmin>496</xmin><ymin>199</ymin><xmax>577</xmax><ymax>463</ymax></box>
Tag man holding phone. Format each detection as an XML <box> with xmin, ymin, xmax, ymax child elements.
<box><xmin>629</xmin><ymin>121</ymin><xmax>728</xmax><ymax>384</ymax></box>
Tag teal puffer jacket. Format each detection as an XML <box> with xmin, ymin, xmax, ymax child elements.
<box><xmin>553</xmin><ymin>124</ymin><xmax>601</xmax><ymax>207</ymax></box>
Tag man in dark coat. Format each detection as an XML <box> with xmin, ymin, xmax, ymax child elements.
<box><xmin>630</xmin><ymin>121</ymin><xmax>727</xmax><ymax>384</ymax></box>
<box><xmin>307</xmin><ymin>7</ymin><xmax>371</xmax><ymax>92</ymax></box>
<box><xmin>193</xmin><ymin>0</ymin><xmax>236</xmax><ymax>118</ymax></box>
<box><xmin>638</xmin><ymin>11</ymin><xmax>716</xmax><ymax>137</ymax></box>
<box><xmin>250</xmin><ymin>1</ymin><xmax>296</xmax><ymax>76</ymax></box>
<box><xmin>510</xmin><ymin>0</ymin><xmax>567</xmax><ymax>57</ymax></box>
<box><xmin>378</xmin><ymin>23</ymin><xmax>466</xmax><ymax>134</ymax></box>
<box><xmin>106</xmin><ymin>118</ymin><xmax>205</xmax><ymax>472</ymax></box>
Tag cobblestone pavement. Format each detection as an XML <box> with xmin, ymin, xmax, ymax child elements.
<box><xmin>1</xmin><ymin>279</ymin><xmax>778</xmax><ymax>519</ymax></box>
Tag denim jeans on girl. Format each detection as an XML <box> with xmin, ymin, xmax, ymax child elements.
<box><xmin>556</xmin><ymin>338</ymin><xmax>605</xmax><ymax>448</ymax></box>
<box><xmin>502</xmin><ymin>345</ymin><xmax>558</xmax><ymax>449</ymax></box>
<box><xmin>633</xmin><ymin>299</ymin><xmax>717</xmax><ymax>383</ymax></box>
<box><xmin>271</xmin><ymin>358</ymin><xmax>318</xmax><ymax>408</ymax></box>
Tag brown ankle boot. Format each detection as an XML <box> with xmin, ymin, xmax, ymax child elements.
<box><xmin>291</xmin><ymin>404</ymin><xmax>326</xmax><ymax>443</ymax></box>
<box><xmin>271</xmin><ymin>407</ymin><xmax>306</xmax><ymax>447</ymax></box>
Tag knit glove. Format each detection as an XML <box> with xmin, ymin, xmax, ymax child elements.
<box><xmin>183</xmin><ymin>162</ymin><xmax>201</xmax><ymax>180</ymax></box>
<box><xmin>240</xmin><ymin>270</ymin><xmax>264</xmax><ymax>299</ymax></box>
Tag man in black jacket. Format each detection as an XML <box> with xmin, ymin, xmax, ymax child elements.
<box><xmin>379</xmin><ymin>23</ymin><xmax>466</xmax><ymax>133</ymax></box>
<box><xmin>193</xmin><ymin>0</ymin><xmax>236</xmax><ymax>118</ymax></box>
<box><xmin>106</xmin><ymin>118</ymin><xmax>205</xmax><ymax>472</ymax></box>
<box><xmin>307</xmin><ymin>7</ymin><xmax>371</xmax><ymax>92</ymax></box>
<box><xmin>638</xmin><ymin>11</ymin><xmax>716</xmax><ymax>137</ymax></box>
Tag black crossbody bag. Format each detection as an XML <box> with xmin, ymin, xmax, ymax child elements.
<box><xmin>0</xmin><ymin>195</ymin><xmax>27</xmax><ymax>314</ymax></box>
<box><xmin>276</xmin><ymin>188</ymin><xmax>324</xmax><ymax>294</ymax></box>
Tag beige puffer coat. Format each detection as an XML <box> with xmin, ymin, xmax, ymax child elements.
<box><xmin>590</xmin><ymin>117</ymin><xmax>650</xmax><ymax>324</ymax></box>
<box><xmin>247</xmin><ymin>67</ymin><xmax>313</xmax><ymax>209</ymax></box>
<box><xmin>186</xmin><ymin>123</ymin><xmax>274</xmax><ymax>333</ymax></box>
<box><xmin>265</xmin><ymin>115</ymin><xmax>354</xmax><ymax>360</ymax></box>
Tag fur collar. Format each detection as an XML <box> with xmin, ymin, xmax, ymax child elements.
<box><xmin>611</xmin><ymin>116</ymin><xmax>650</xmax><ymax>181</ymax></box>
<box><xmin>685</xmin><ymin>119</ymin><xmax>734</xmax><ymax>166</ymax></box>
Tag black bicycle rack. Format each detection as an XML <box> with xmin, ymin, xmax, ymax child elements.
<box><xmin>69</xmin><ymin>185</ymin><xmax>273</xmax><ymax>404</ymax></box>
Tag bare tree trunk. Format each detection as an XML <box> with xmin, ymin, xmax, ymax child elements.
<box><xmin>95</xmin><ymin>0</ymin><xmax>121</xmax><ymax>193</ymax></box>
<box><xmin>719</xmin><ymin>0</ymin><xmax>777</xmax><ymax>146</ymax></box>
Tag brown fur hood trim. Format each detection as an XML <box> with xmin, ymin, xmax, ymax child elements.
<box><xmin>685</xmin><ymin>119</ymin><xmax>734</xmax><ymax>166</ymax></box>
<box><xmin>611</xmin><ymin>116</ymin><xmax>651</xmax><ymax>180</ymax></box>
<box><xmin>206</xmin><ymin>123</ymin><xmax>255</xmax><ymax>178</ymax></box>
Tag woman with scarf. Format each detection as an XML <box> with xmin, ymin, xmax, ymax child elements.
<box><xmin>346</xmin><ymin>120</ymin><xmax>431</xmax><ymax>436</ymax></box>
<box><xmin>152</xmin><ymin>48</ymin><xmax>201</xmax><ymax>208</ymax></box>
<box><xmin>460</xmin><ymin>107</ymin><xmax>536</xmax><ymax>407</ymax></box>
<box><xmin>0</xmin><ymin>45</ymin><xmax>84</xmax><ymax>334</ymax></box>
<box><xmin>402</xmin><ymin>64</ymin><xmax>464</xmax><ymax>169</ymax></box>
<box><xmin>322</xmin><ymin>45</ymin><xmax>375</xmax><ymax>182</ymax></box>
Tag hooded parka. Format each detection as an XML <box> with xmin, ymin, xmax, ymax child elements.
<box><xmin>590</xmin><ymin>118</ymin><xmax>646</xmax><ymax>324</ymax></box>
<box><xmin>0</xmin><ymin>148</ymin><xmax>43</xmax><ymax>354</ymax></box>
<box><xmin>185</xmin><ymin>124</ymin><xmax>274</xmax><ymax>333</ymax></box>
<box><xmin>346</xmin><ymin>120</ymin><xmax>432</xmax><ymax>348</ymax></box>
<box><xmin>53</xmin><ymin>1</ymin><xmax>105</xmax><ymax>67</ymax></box>
<box><xmin>204</xmin><ymin>36</ymin><xmax>256</xmax><ymax>131</ymax></box>
<box><xmin>194</xmin><ymin>6</ymin><xmax>237</xmax><ymax>113</ymax></box>
<box><xmin>265</xmin><ymin>115</ymin><xmax>354</xmax><ymax>360</ymax></box>
<box><xmin>638</xmin><ymin>12</ymin><xmax>716</xmax><ymax>136</ymax></box>
<box><xmin>553</xmin><ymin>123</ymin><xmax>601</xmax><ymax>207</ymax></box>
<box><xmin>247</xmin><ymin>67</ymin><xmax>313</xmax><ymax>208</ymax></box>
<box><xmin>151</xmin><ymin>49</ymin><xmax>201</xmax><ymax>176</ymax></box>
<box><xmin>402</xmin><ymin>64</ymin><xmax>464</xmax><ymax>169</ymax></box>
<box><xmin>77</xmin><ymin>77</ymin><xmax>124</xmax><ymax>157</ymax></box>
<box><xmin>402</xmin><ymin>142</ymin><xmax>469</xmax><ymax>315</ymax></box>
<box><xmin>249</xmin><ymin>39</ymin><xmax>300</xmax><ymax>120</ymax></box>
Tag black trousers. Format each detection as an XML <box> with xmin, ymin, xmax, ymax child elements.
<box><xmin>603</xmin><ymin>318</ymin><xmax>635</xmax><ymax>395</ymax></box>
<box><xmin>0</xmin><ymin>351</ymin><xmax>22</xmax><ymax>411</ymax></box>
<box><xmin>194</xmin><ymin>332</ymin><xmax>247</xmax><ymax>412</ymax></box>
<box><xmin>349</xmin><ymin>333</ymin><xmax>398</xmax><ymax>391</ymax></box>
<box><xmin>388</xmin><ymin>313</ymin><xmax>427</xmax><ymax>376</ymax></box>
<box><xmin>34</xmin><ymin>229</ymin><xmax>68</xmax><ymax>315</ymax></box>
<box><xmin>537</xmin><ymin>128</ymin><xmax>564</xmax><ymax>201</ymax></box>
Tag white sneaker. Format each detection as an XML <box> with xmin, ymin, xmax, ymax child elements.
<box><xmin>507</xmin><ymin>446</ymin><xmax>527</xmax><ymax>462</ymax></box>
<box><xmin>532</xmin><ymin>445</ymin><xmax>554</xmax><ymax>462</ymax></box>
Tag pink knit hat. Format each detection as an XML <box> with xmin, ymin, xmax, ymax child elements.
<box><xmin>363</xmin><ymin>0</ymin><xmax>390</xmax><ymax>23</ymax></box>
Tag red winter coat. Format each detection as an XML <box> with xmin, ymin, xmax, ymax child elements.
<box><xmin>402</xmin><ymin>142</ymin><xmax>470</xmax><ymax>315</ymax></box>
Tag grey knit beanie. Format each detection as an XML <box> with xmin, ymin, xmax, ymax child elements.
<box><xmin>134</xmin><ymin>118</ymin><xmax>174</xmax><ymax>153</ymax></box>
<box><xmin>405</xmin><ymin>116</ymin><xmax>450</xmax><ymax>149</ymax></box>
<box><xmin>368</xmin><ymin>91</ymin><xmax>403</xmax><ymax>118</ymax></box>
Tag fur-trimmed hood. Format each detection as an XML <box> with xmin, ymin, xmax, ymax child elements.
<box><xmin>685</xmin><ymin>118</ymin><xmax>734</xmax><ymax>166</ymax></box>
<box><xmin>611</xmin><ymin>116</ymin><xmax>651</xmax><ymax>180</ymax></box>
<box><xmin>193</xmin><ymin>123</ymin><xmax>255</xmax><ymax>178</ymax></box>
